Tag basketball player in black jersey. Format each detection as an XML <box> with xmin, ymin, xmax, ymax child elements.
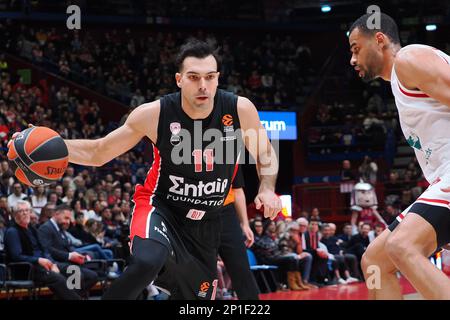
<box><xmin>218</xmin><ymin>165</ymin><xmax>260</xmax><ymax>299</ymax></box>
<box><xmin>56</xmin><ymin>39</ymin><xmax>281</xmax><ymax>299</ymax></box>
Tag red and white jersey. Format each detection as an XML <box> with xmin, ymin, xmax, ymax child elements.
<box><xmin>390</xmin><ymin>44</ymin><xmax>450</xmax><ymax>183</ymax></box>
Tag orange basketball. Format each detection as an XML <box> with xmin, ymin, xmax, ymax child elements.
<box><xmin>7</xmin><ymin>126</ymin><xmax>69</xmax><ymax>186</ymax></box>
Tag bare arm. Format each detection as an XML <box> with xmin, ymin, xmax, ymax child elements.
<box><xmin>65</xmin><ymin>101</ymin><xmax>160</xmax><ymax>166</ymax></box>
<box><xmin>237</xmin><ymin>97</ymin><xmax>278</xmax><ymax>192</ymax></box>
<box><xmin>237</xmin><ymin>97</ymin><xmax>281</xmax><ymax>219</ymax></box>
<box><xmin>233</xmin><ymin>187</ymin><xmax>254</xmax><ymax>247</ymax></box>
<box><xmin>395</xmin><ymin>47</ymin><xmax>450</xmax><ymax>106</ymax></box>
<box><xmin>233</xmin><ymin>187</ymin><xmax>250</xmax><ymax>227</ymax></box>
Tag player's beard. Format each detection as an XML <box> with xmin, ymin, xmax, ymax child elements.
<box><xmin>361</xmin><ymin>52</ymin><xmax>382</xmax><ymax>83</ymax></box>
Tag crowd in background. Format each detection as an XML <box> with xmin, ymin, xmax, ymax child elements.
<box><xmin>0</xmin><ymin>19</ymin><xmax>315</xmax><ymax>110</ymax></box>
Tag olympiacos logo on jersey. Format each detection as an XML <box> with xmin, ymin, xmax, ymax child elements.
<box><xmin>170</xmin><ymin>122</ymin><xmax>181</xmax><ymax>135</ymax></box>
<box><xmin>170</xmin><ymin>122</ymin><xmax>182</xmax><ymax>146</ymax></box>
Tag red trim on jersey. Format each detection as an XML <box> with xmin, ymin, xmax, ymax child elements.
<box><xmin>398</xmin><ymin>84</ymin><xmax>430</xmax><ymax>98</ymax></box>
<box><xmin>231</xmin><ymin>162</ymin><xmax>239</xmax><ymax>183</ymax></box>
<box><xmin>417</xmin><ymin>198</ymin><xmax>450</xmax><ymax>205</ymax></box>
<box><xmin>129</xmin><ymin>145</ymin><xmax>161</xmax><ymax>241</ymax></box>
<box><xmin>398</xmin><ymin>213</ymin><xmax>405</xmax><ymax>220</ymax></box>
<box><xmin>143</xmin><ymin>145</ymin><xmax>161</xmax><ymax>198</ymax></box>
<box><xmin>130</xmin><ymin>204</ymin><xmax>154</xmax><ymax>242</ymax></box>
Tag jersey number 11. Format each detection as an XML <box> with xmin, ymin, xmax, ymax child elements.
<box><xmin>192</xmin><ymin>149</ymin><xmax>214</xmax><ymax>173</ymax></box>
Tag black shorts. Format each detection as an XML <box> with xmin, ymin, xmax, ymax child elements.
<box><xmin>388</xmin><ymin>185</ymin><xmax>450</xmax><ymax>249</ymax></box>
<box><xmin>130</xmin><ymin>199</ymin><xmax>221</xmax><ymax>300</ymax></box>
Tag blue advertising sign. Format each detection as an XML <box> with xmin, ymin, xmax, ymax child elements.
<box><xmin>258</xmin><ymin>111</ymin><xmax>297</xmax><ymax>140</ymax></box>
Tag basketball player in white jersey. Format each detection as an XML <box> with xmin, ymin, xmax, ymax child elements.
<box><xmin>348</xmin><ymin>13</ymin><xmax>450</xmax><ymax>299</ymax></box>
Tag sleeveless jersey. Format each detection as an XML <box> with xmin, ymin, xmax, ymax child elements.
<box><xmin>133</xmin><ymin>89</ymin><xmax>242</xmax><ymax>219</ymax></box>
<box><xmin>390</xmin><ymin>44</ymin><xmax>450</xmax><ymax>183</ymax></box>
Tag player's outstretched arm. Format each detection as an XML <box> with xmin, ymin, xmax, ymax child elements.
<box><xmin>395</xmin><ymin>47</ymin><xmax>450</xmax><ymax>107</ymax></box>
<box><xmin>237</xmin><ymin>96</ymin><xmax>281</xmax><ymax>219</ymax></box>
<box><xmin>65</xmin><ymin>101</ymin><xmax>160</xmax><ymax>167</ymax></box>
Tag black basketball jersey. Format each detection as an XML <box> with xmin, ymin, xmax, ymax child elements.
<box><xmin>133</xmin><ymin>89</ymin><xmax>242</xmax><ymax>220</ymax></box>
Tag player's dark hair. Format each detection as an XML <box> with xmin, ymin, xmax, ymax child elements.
<box><xmin>349</xmin><ymin>13</ymin><xmax>400</xmax><ymax>45</ymax></box>
<box><xmin>175</xmin><ymin>38</ymin><xmax>221</xmax><ymax>72</ymax></box>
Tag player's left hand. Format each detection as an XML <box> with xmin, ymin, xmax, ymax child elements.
<box><xmin>241</xmin><ymin>224</ymin><xmax>255</xmax><ymax>248</ymax></box>
<box><xmin>254</xmin><ymin>190</ymin><xmax>282</xmax><ymax>220</ymax></box>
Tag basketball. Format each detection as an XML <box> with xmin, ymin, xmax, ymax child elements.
<box><xmin>7</xmin><ymin>126</ymin><xmax>69</xmax><ymax>187</ymax></box>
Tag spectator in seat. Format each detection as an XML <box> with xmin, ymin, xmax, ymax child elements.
<box><xmin>251</xmin><ymin>220</ymin><xmax>304</xmax><ymax>291</ymax></box>
<box><xmin>62</xmin><ymin>188</ymin><xmax>75</xmax><ymax>204</ymax></box>
<box><xmin>278</xmin><ymin>222</ymin><xmax>314</xmax><ymax>289</ymax></box>
<box><xmin>340</xmin><ymin>160</ymin><xmax>356</xmax><ymax>181</ymax></box>
<box><xmin>346</xmin><ymin>223</ymin><xmax>371</xmax><ymax>263</ymax></box>
<box><xmin>0</xmin><ymin>215</ymin><xmax>6</xmax><ymax>251</ymax></box>
<box><xmin>31</xmin><ymin>185</ymin><xmax>47</xmax><ymax>216</ymax></box>
<box><xmin>101</xmin><ymin>207</ymin><xmax>120</xmax><ymax>239</ymax></box>
<box><xmin>67</xmin><ymin>212</ymin><xmax>115</xmax><ymax>261</ymax></box>
<box><xmin>0</xmin><ymin>195</ymin><xmax>11</xmax><ymax>225</ymax></box>
<box><xmin>320</xmin><ymin>224</ymin><xmax>360</xmax><ymax>284</ymax></box>
<box><xmin>0</xmin><ymin>173</ymin><xmax>14</xmax><ymax>197</ymax></box>
<box><xmin>4</xmin><ymin>200</ymin><xmax>81</xmax><ymax>299</ymax></box>
<box><xmin>310</xmin><ymin>207</ymin><xmax>321</xmax><ymax>223</ymax></box>
<box><xmin>38</xmin><ymin>204</ymin><xmax>55</xmax><ymax>226</ymax></box>
<box><xmin>47</xmin><ymin>191</ymin><xmax>62</xmax><ymax>206</ymax></box>
<box><xmin>384</xmin><ymin>171</ymin><xmax>403</xmax><ymax>205</ymax></box>
<box><xmin>369</xmin><ymin>223</ymin><xmax>385</xmax><ymax>242</ymax></box>
<box><xmin>329</xmin><ymin>223</ymin><xmax>360</xmax><ymax>279</ymax></box>
<box><xmin>38</xmin><ymin>204</ymin><xmax>98</xmax><ymax>296</ymax></box>
<box><xmin>107</xmin><ymin>187</ymin><xmax>122</xmax><ymax>206</ymax></box>
<box><xmin>297</xmin><ymin>218</ymin><xmax>329</xmax><ymax>285</ymax></box>
<box><xmin>7</xmin><ymin>182</ymin><xmax>27</xmax><ymax>210</ymax></box>
<box><xmin>381</xmin><ymin>204</ymin><xmax>400</xmax><ymax>225</ymax></box>
<box><xmin>251</xmin><ymin>219</ymin><xmax>264</xmax><ymax>241</ymax></box>
<box><xmin>358</xmin><ymin>156</ymin><xmax>378</xmax><ymax>184</ymax></box>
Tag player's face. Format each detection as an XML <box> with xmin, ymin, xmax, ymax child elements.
<box><xmin>176</xmin><ymin>55</ymin><xmax>219</xmax><ymax>109</ymax></box>
<box><xmin>349</xmin><ymin>28</ymin><xmax>383</xmax><ymax>82</ymax></box>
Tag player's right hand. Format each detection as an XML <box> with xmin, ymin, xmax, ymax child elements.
<box><xmin>254</xmin><ymin>189</ymin><xmax>282</xmax><ymax>220</ymax></box>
